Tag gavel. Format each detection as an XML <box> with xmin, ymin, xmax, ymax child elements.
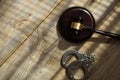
<box><xmin>57</xmin><ymin>7</ymin><xmax>120</xmax><ymax>43</ymax></box>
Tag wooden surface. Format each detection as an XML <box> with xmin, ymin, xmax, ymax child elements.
<box><xmin>0</xmin><ymin>0</ymin><xmax>120</xmax><ymax>80</ymax></box>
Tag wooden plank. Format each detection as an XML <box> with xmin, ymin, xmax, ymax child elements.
<box><xmin>0</xmin><ymin>0</ymin><xmax>64</xmax><ymax>66</ymax></box>
<box><xmin>0</xmin><ymin>2</ymin><xmax>27</xmax><ymax>65</ymax></box>
<box><xmin>0</xmin><ymin>0</ymin><xmax>119</xmax><ymax>80</ymax></box>
<box><xmin>0</xmin><ymin>0</ymin><xmax>62</xmax><ymax>35</ymax></box>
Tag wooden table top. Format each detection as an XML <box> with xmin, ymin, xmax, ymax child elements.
<box><xmin>0</xmin><ymin>0</ymin><xmax>120</xmax><ymax>80</ymax></box>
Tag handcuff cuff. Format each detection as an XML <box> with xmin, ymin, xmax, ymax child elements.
<box><xmin>57</xmin><ymin>7</ymin><xmax>120</xmax><ymax>80</ymax></box>
<box><xmin>61</xmin><ymin>50</ymin><xmax>94</xmax><ymax>80</ymax></box>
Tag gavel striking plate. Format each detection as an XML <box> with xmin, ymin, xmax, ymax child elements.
<box><xmin>57</xmin><ymin>7</ymin><xmax>120</xmax><ymax>43</ymax></box>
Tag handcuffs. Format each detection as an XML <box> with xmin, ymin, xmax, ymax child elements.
<box><xmin>61</xmin><ymin>50</ymin><xmax>94</xmax><ymax>80</ymax></box>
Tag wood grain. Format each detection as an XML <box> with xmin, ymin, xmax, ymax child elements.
<box><xmin>0</xmin><ymin>0</ymin><xmax>120</xmax><ymax>80</ymax></box>
<box><xmin>0</xmin><ymin>0</ymin><xmax>63</xmax><ymax>66</ymax></box>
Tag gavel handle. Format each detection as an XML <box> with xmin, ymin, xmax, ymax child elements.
<box><xmin>85</xmin><ymin>26</ymin><xmax>120</xmax><ymax>40</ymax></box>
